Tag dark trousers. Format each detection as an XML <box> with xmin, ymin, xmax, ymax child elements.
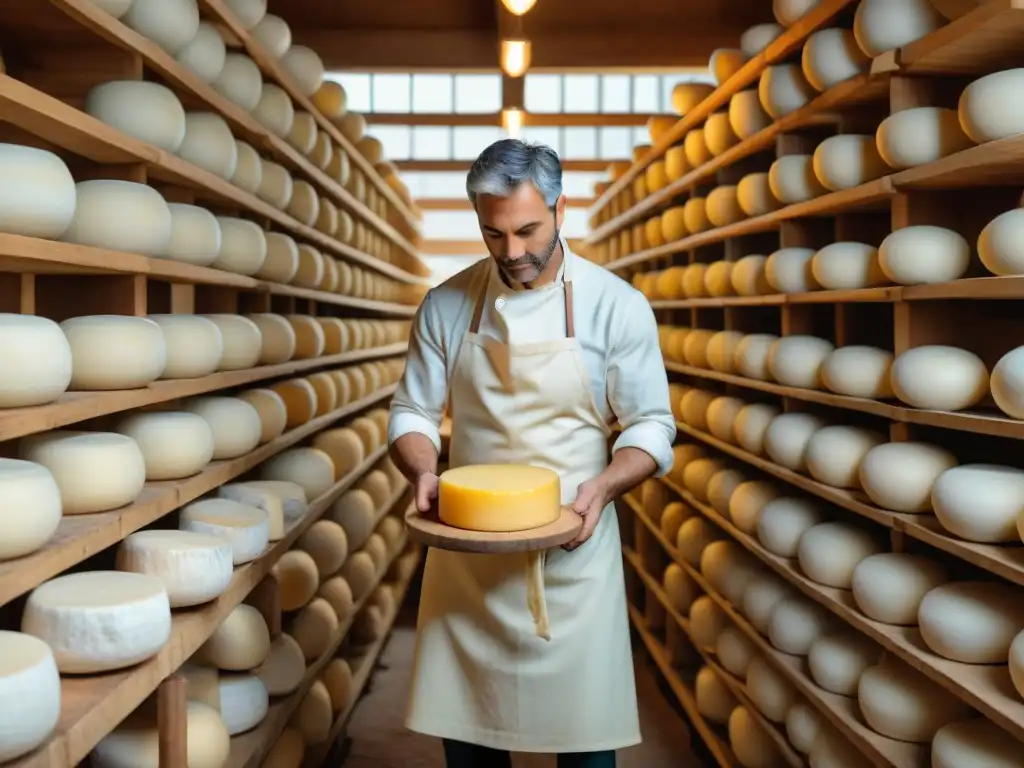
<box><xmin>442</xmin><ymin>739</ymin><xmax>616</xmax><ymax>768</ymax></box>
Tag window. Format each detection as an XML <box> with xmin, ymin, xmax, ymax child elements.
<box><xmin>599</xmin><ymin>127</ymin><xmax>632</xmax><ymax>159</ymax></box>
<box><xmin>412</xmin><ymin>74</ymin><xmax>454</xmax><ymax>113</ymax></box>
<box><xmin>562</xmin><ymin>171</ymin><xmax>607</xmax><ymax>197</ymax></box>
<box><xmin>422</xmin><ymin>211</ymin><xmax>483</xmax><ymax>239</ymax></box>
<box><xmin>563</xmin><ymin>74</ymin><xmax>599</xmax><ymax>113</ymax></box>
<box><xmin>521</xmin><ymin>126</ymin><xmax>561</xmax><ymax>153</ymax></box>
<box><xmin>412</xmin><ymin>126</ymin><xmax>451</xmax><ymax>160</ymax></box>
<box><xmin>633</xmin><ymin>127</ymin><xmax>651</xmax><ymax>147</ymax></box>
<box><xmin>371</xmin><ymin>73</ymin><xmax>410</xmax><ymax>112</ymax></box>
<box><xmin>326</xmin><ymin>73</ymin><xmax>371</xmax><ymax>112</ymax></box>
<box><xmin>455</xmin><ymin>74</ymin><xmax>502</xmax><ymax>113</ymax></box>
<box><xmin>368</xmin><ymin>125</ymin><xmax>412</xmax><ymax>160</ymax></box>
<box><xmin>563</xmin><ymin>127</ymin><xmax>598</xmax><ymax>160</ymax></box>
<box><xmin>401</xmin><ymin>172</ymin><xmax>469</xmax><ymax>198</ymax></box>
<box><xmin>600</xmin><ymin>75</ymin><xmax>631</xmax><ymax>113</ymax></box>
<box><xmin>632</xmin><ymin>75</ymin><xmax>660</xmax><ymax>113</ymax></box>
<box><xmin>453</xmin><ymin>127</ymin><xmax>504</xmax><ymax>160</ymax></box>
<box><xmin>524</xmin><ymin>74</ymin><xmax>561</xmax><ymax>113</ymax></box>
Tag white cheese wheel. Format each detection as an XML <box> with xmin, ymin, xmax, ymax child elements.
<box><xmin>217</xmin><ymin>482</ymin><xmax>285</xmax><ymax>539</ymax></box>
<box><xmin>729</xmin><ymin>90</ymin><xmax>771</xmax><ymax>140</ymax></box>
<box><xmin>717</xmin><ymin>625</ymin><xmax>757</xmax><ymax>679</ymax></box>
<box><xmin>164</xmin><ymin>203</ymin><xmax>221</xmax><ymax>267</ymax></box>
<box><xmin>282</xmin><ymin>46</ymin><xmax>325</xmax><ymax>96</ymax></box>
<box><xmin>115</xmin><ymin>529</ymin><xmax>232</xmax><ymax>608</ymax></box>
<box><xmin>808</xmin><ymin>630</ymin><xmax>879</xmax><ymax>697</ymax></box>
<box><xmin>786</xmin><ymin>702</ymin><xmax>823</xmax><ymax>754</ymax></box>
<box><xmin>175</xmin><ymin>22</ymin><xmax>226</xmax><ymax>83</ymax></box>
<box><xmin>730</xmin><ymin>706</ymin><xmax>783</xmax><ymax>768</ymax></box>
<box><xmin>768</xmin><ymin>596</ymin><xmax>832</xmax><ymax>655</ymax></box>
<box><xmin>63</xmin><ymin>180</ymin><xmax>172</xmax><ymax>256</ymax></box>
<box><xmin>92</xmin><ymin>700</ymin><xmax>230</xmax><ymax>768</ymax></box>
<box><xmin>769</xmin><ymin>154</ymin><xmax>827</xmax><ymax>204</ymax></box>
<box><xmin>891</xmin><ymin>345</ymin><xmax>989</xmax><ymax>411</ymax></box>
<box><xmin>179</xmin><ymin>498</ymin><xmax>269</xmax><ymax>565</ymax></box>
<box><xmin>288</xmin><ymin>113</ymin><xmax>318</xmax><ymax>156</ymax></box>
<box><xmin>231</xmin><ymin>140</ymin><xmax>262</xmax><ymax>193</ymax></box>
<box><xmin>768</xmin><ymin>336</ymin><xmax>835</xmax><ymax>390</ymax></box>
<box><xmin>811</xmin><ymin>242</ymin><xmax>886</xmax><ymax>290</ymax></box>
<box><xmin>741</xmin><ymin>23</ymin><xmax>783</xmax><ymax>57</ymax></box>
<box><xmin>876</xmin><ymin>107</ymin><xmax>972</xmax><ymax>169</ymax></box>
<box><xmin>736</xmin><ymin>174</ymin><xmax>781</xmax><ymax>218</ymax></box>
<box><xmin>257</xmin><ymin>232</ymin><xmax>300</xmax><ymax>283</ymax></box>
<box><xmin>663</xmin><ymin>563</ymin><xmax>697</xmax><ymax>614</ymax></box>
<box><xmin>212</xmin><ymin>53</ymin><xmax>263</xmax><ymax>111</ymax></box>
<box><xmin>89</xmin><ymin>0</ymin><xmax>133</xmax><ymax>17</ymax></box>
<box><xmin>805</xmin><ymin>426</ymin><xmax>885</xmax><ymax>489</ymax></box>
<box><xmin>774</xmin><ymin>0</ymin><xmax>821</xmax><ymax>26</ymax></box>
<box><xmin>178</xmin><ymin>113</ymin><xmax>238</xmax><ymax>180</ymax></box>
<box><xmin>853</xmin><ymin>0</ymin><xmax>944</xmax><ymax>58</ymax></box>
<box><xmin>22</xmin><ymin>571</ymin><xmax>171</xmax><ymax>673</ymax></box>
<box><xmin>201</xmin><ymin>603</ymin><xmax>271</xmax><ymax>670</ymax></box>
<box><xmin>0</xmin><ymin>459</ymin><xmax>61</xmax><ymax>561</ymax></box>
<box><xmin>858</xmin><ymin>658</ymin><xmax>971</xmax><ymax>742</ymax></box>
<box><xmin>798</xmin><ymin>521</ymin><xmax>882</xmax><ymax>588</ymax></box>
<box><xmin>19</xmin><ymin>430</ymin><xmax>145</xmax><ymax>514</ymax></box>
<box><xmin>0</xmin><ymin>314</ymin><xmax>72</xmax><ymax>408</ymax></box>
<box><xmin>689</xmin><ymin>595</ymin><xmax>728</xmax><ymax>650</ymax></box>
<box><xmin>291</xmin><ymin>598</ymin><xmax>338</xmax><ymax>659</ymax></box>
<box><xmin>201</xmin><ymin>314</ymin><xmax>262</xmax><ymax>371</ymax></box>
<box><xmin>993</xmin><ymin>345</ymin><xmax>1024</xmax><ymax>418</ymax></box>
<box><xmin>728</xmin><ymin>480</ymin><xmax>778</xmax><ymax>534</ymax></box>
<box><xmin>122</xmin><ymin>0</ymin><xmax>200</xmax><ymax>54</ymax></box>
<box><xmin>236</xmin><ymin>390</ymin><xmax>288</xmax><ymax>444</ymax></box>
<box><xmin>859</xmin><ymin>441</ymin><xmax>957</xmax><ymax>512</ymax></box>
<box><xmin>255</xmin><ymin>633</ymin><xmax>305</xmax><ymax>696</ymax></box>
<box><xmin>932</xmin><ymin>465</ymin><xmax>1024</xmax><ymax>541</ymax></box>
<box><xmin>821</xmin><ymin>345</ymin><xmax>894</xmax><ymax>398</ymax></box>
<box><xmin>878</xmin><ymin>225</ymin><xmax>970</xmax><ymax>284</ymax></box>
<box><xmin>919</xmin><ymin>581</ymin><xmax>1024</xmax><ymax>663</ymax></box>
<box><xmin>261</xmin><ymin>447</ymin><xmax>336</xmax><ymax>500</ymax></box>
<box><xmin>183</xmin><ymin>396</ymin><xmax>262</xmax><ymax>459</ymax></box>
<box><xmin>733</xmin><ymin>404</ymin><xmax>781</xmax><ymax>456</ymax></box>
<box><xmin>759</xmin><ymin>64</ymin><xmax>815</xmax><ymax>119</ymax></box>
<box><xmin>225</xmin><ymin>0</ymin><xmax>267</xmax><ymax>29</ymax></box>
<box><xmin>695</xmin><ymin>666</ymin><xmax>738</xmax><ymax>724</ymax></box>
<box><xmin>218</xmin><ymin>673</ymin><xmax>269</xmax><ymax>734</ymax></box>
<box><xmin>979</xmin><ymin>207</ymin><xmax>1024</xmax><ymax>276</ymax></box>
<box><xmin>765</xmin><ymin>247</ymin><xmax>818</xmax><ymax>293</ymax></box>
<box><xmin>147</xmin><ymin>313</ymin><xmax>223</xmax><ymax>379</ymax></box>
<box><xmin>812</xmin><ymin>134</ymin><xmax>889</xmax><ymax>192</ymax></box>
<box><xmin>932</xmin><ymin>718</ymin><xmax>1024</xmax><ymax>768</ymax></box>
<box><xmin>253</xmin><ymin>83</ymin><xmax>295</xmax><ymax>138</ymax></box>
<box><xmin>245</xmin><ymin>480</ymin><xmax>307</xmax><ymax>519</ymax></box>
<box><xmin>757</xmin><ymin>496</ymin><xmax>823</xmax><ymax>557</ymax></box>
<box><xmin>85</xmin><ymin>81</ymin><xmax>186</xmax><ymax>152</ymax></box>
<box><xmin>276</xmin><ymin>549</ymin><xmax>320</xmax><ymax>611</ymax></box>
<box><xmin>213</xmin><ymin>217</ymin><xmax>267</xmax><ymax>276</ymax></box>
<box><xmin>746</xmin><ymin>654</ymin><xmax>796</xmax><ymax>722</ymax></box>
<box><xmin>177</xmin><ymin>661</ymin><xmax>222</xmax><ymax>707</ymax></box>
<box><xmin>115</xmin><ymin>411</ymin><xmax>214</xmax><ymax>480</ymax></box>
<box><xmin>0</xmin><ymin>144</ymin><xmax>77</xmax><ymax>239</ymax></box>
<box><xmin>960</xmin><ymin>69</ymin><xmax>1024</xmax><ymax>144</ymax></box>
<box><xmin>0</xmin><ymin>631</ymin><xmax>60</xmax><ymax>761</ymax></box>
<box><xmin>246</xmin><ymin>313</ymin><xmax>296</xmax><ymax>364</ymax></box>
<box><xmin>802</xmin><ymin>28</ymin><xmax>870</xmax><ymax>92</ymax></box>
<box><xmin>743</xmin><ymin>575</ymin><xmax>798</xmax><ymax>634</ymax></box>
<box><xmin>253</xmin><ymin>13</ymin><xmax>292</xmax><ymax>57</ymax></box>
<box><xmin>852</xmin><ymin>553</ymin><xmax>949</xmax><ymax>624</ymax></box>
<box><xmin>735</xmin><ymin>334</ymin><xmax>779</xmax><ymax>379</ymax></box>
<box><xmin>61</xmin><ymin>315</ymin><xmax>166</xmax><ymax>390</ymax></box>
<box><xmin>287</xmin><ymin>181</ymin><xmax>320</xmax><ymax>227</ymax></box>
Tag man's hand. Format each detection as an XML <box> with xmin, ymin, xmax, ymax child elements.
<box><xmin>415</xmin><ymin>471</ymin><xmax>440</xmax><ymax>517</ymax></box>
<box><xmin>563</xmin><ymin>476</ymin><xmax>611</xmax><ymax>551</ymax></box>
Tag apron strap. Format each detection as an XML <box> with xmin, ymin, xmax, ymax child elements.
<box><xmin>470</xmin><ymin>256</ymin><xmax>576</xmax><ymax>338</ymax></box>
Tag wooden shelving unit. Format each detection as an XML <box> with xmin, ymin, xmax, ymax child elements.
<box><xmin>596</xmin><ymin>1</ymin><xmax>1024</xmax><ymax>764</ymax></box>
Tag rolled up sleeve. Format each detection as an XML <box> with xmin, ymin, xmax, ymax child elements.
<box><xmin>388</xmin><ymin>291</ymin><xmax>448</xmax><ymax>454</ymax></box>
<box><xmin>607</xmin><ymin>291</ymin><xmax>677</xmax><ymax>477</ymax></box>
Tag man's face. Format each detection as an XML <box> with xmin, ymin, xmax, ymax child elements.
<box><xmin>476</xmin><ymin>184</ymin><xmax>566</xmax><ymax>285</ymax></box>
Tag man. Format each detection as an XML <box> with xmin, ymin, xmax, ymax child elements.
<box><xmin>389</xmin><ymin>138</ymin><xmax>676</xmax><ymax>768</ymax></box>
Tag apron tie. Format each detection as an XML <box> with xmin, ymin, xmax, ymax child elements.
<box><xmin>525</xmin><ymin>550</ymin><xmax>550</xmax><ymax>641</ymax></box>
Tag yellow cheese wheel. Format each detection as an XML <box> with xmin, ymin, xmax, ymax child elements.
<box><xmin>350</xmin><ymin>416</ymin><xmax>381</xmax><ymax>454</ymax></box>
<box><xmin>271</xmin><ymin>378</ymin><xmax>318</xmax><ymax>428</ymax></box>
<box><xmin>316</xmin><ymin>317</ymin><xmax>349</xmax><ymax>354</ymax></box>
<box><xmin>290</xmin><ymin>598</ymin><xmax>338</xmax><ymax>660</ymax></box>
<box><xmin>357</xmin><ymin>469</ymin><xmax>391</xmax><ymax>510</ymax></box>
<box><xmin>236</xmin><ymin>388</ymin><xmax>288</xmax><ymax>443</ymax></box>
<box><xmin>312</xmin><ymin>428</ymin><xmax>365</xmax><ymax>479</ymax></box>
<box><xmin>297</xmin><ymin>519</ymin><xmax>349</xmax><ymax>577</ymax></box>
<box><xmin>328</xmin><ymin>370</ymin><xmax>352</xmax><ymax>406</ymax></box>
<box><xmin>438</xmin><ymin>464</ymin><xmax>561</xmax><ymax>532</ymax></box>
<box><xmin>285</xmin><ymin>315</ymin><xmax>326</xmax><ymax>359</ymax></box>
<box><xmin>306</xmin><ymin>372</ymin><xmax>337</xmax><ymax>416</ymax></box>
<box><xmin>317</xmin><ymin>576</ymin><xmax>354</xmax><ymax>621</ymax></box>
<box><xmin>275</xmin><ymin>549</ymin><xmax>319</xmax><ymax>611</ymax></box>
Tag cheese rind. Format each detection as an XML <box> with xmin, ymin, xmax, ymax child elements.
<box><xmin>179</xmin><ymin>498</ymin><xmax>270</xmax><ymax>564</ymax></box>
<box><xmin>61</xmin><ymin>315</ymin><xmax>167</xmax><ymax>390</ymax></box>
<box><xmin>438</xmin><ymin>464</ymin><xmax>561</xmax><ymax>532</ymax></box>
<box><xmin>116</xmin><ymin>411</ymin><xmax>215</xmax><ymax>480</ymax></box>
<box><xmin>218</xmin><ymin>673</ymin><xmax>269</xmax><ymax>735</ymax></box>
<box><xmin>0</xmin><ymin>459</ymin><xmax>62</xmax><ymax>561</ymax></box>
<box><xmin>91</xmin><ymin>700</ymin><xmax>230</xmax><ymax>768</ymax></box>
<box><xmin>116</xmin><ymin>530</ymin><xmax>233</xmax><ymax>608</ymax></box>
<box><xmin>201</xmin><ymin>603</ymin><xmax>271</xmax><ymax>670</ymax></box>
<box><xmin>254</xmin><ymin>633</ymin><xmax>306</xmax><ymax>696</ymax></box>
<box><xmin>147</xmin><ymin>313</ymin><xmax>224</xmax><ymax>378</ymax></box>
<box><xmin>184</xmin><ymin>396</ymin><xmax>263</xmax><ymax>459</ymax></box>
<box><xmin>217</xmin><ymin>483</ymin><xmax>285</xmax><ymax>540</ymax></box>
<box><xmin>0</xmin><ymin>314</ymin><xmax>73</xmax><ymax>408</ymax></box>
<box><xmin>0</xmin><ymin>631</ymin><xmax>61</xmax><ymax>762</ymax></box>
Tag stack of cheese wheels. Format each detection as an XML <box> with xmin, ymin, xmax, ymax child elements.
<box><xmin>437</xmin><ymin>464</ymin><xmax>562</xmax><ymax>533</ymax></box>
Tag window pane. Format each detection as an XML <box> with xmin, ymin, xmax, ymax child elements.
<box><xmin>562</xmin><ymin>127</ymin><xmax>597</xmax><ymax>160</ymax></box>
<box><xmin>521</xmin><ymin>126</ymin><xmax>561</xmax><ymax>154</ymax></box>
<box><xmin>455</xmin><ymin>74</ymin><xmax>501</xmax><ymax>113</ymax></box>
<box><xmin>372</xmin><ymin>73</ymin><xmax>410</xmax><ymax>112</ymax></box>
<box><xmin>632</xmin><ymin>74</ymin><xmax>659</xmax><ymax>113</ymax></box>
<box><xmin>563</xmin><ymin>74</ymin><xmax>599</xmax><ymax>113</ymax></box>
<box><xmin>412</xmin><ymin>74</ymin><xmax>453</xmax><ymax>113</ymax></box>
<box><xmin>412</xmin><ymin>126</ymin><xmax>451</xmax><ymax>160</ymax></box>
<box><xmin>327</xmin><ymin>73</ymin><xmax>371</xmax><ymax>112</ymax></box>
<box><xmin>401</xmin><ymin>172</ymin><xmax>469</xmax><ymax>198</ymax></box>
<box><xmin>599</xmin><ymin>127</ymin><xmax>632</xmax><ymax>159</ymax></box>
<box><xmin>524</xmin><ymin>74</ymin><xmax>561</xmax><ymax>113</ymax></box>
<box><xmin>422</xmin><ymin>211</ymin><xmax>483</xmax><ymax>239</ymax></box>
<box><xmin>366</xmin><ymin>125</ymin><xmax>411</xmax><ymax>160</ymax></box>
<box><xmin>633</xmin><ymin>126</ymin><xmax>651</xmax><ymax>147</ymax></box>
<box><xmin>562</xmin><ymin>171</ymin><xmax>607</xmax><ymax>197</ymax></box>
<box><xmin>453</xmin><ymin>126</ymin><xmax>504</xmax><ymax>160</ymax></box>
<box><xmin>600</xmin><ymin>75</ymin><xmax>630</xmax><ymax>113</ymax></box>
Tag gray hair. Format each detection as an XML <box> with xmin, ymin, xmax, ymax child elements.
<box><xmin>465</xmin><ymin>139</ymin><xmax>563</xmax><ymax>208</ymax></box>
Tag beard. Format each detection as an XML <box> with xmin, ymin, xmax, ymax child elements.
<box><xmin>498</xmin><ymin>228</ymin><xmax>561</xmax><ymax>284</ymax></box>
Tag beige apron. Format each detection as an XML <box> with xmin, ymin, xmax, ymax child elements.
<box><xmin>406</xmin><ymin>251</ymin><xmax>641</xmax><ymax>753</ymax></box>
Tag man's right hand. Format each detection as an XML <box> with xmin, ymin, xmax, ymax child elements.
<box><xmin>415</xmin><ymin>471</ymin><xmax>440</xmax><ymax>516</ymax></box>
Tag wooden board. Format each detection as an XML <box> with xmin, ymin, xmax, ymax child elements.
<box><xmin>405</xmin><ymin>505</ymin><xmax>583</xmax><ymax>553</ymax></box>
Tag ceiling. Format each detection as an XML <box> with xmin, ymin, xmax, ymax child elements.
<box><xmin>275</xmin><ymin>0</ymin><xmax>774</xmax><ymax>71</ymax></box>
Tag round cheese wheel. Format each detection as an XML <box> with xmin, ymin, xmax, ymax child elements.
<box><xmin>340</xmin><ymin>550</ymin><xmax>376</xmax><ymax>599</ymax></box>
<box><xmin>683</xmin><ymin>200</ymin><xmax>710</xmax><ymax>237</ymax></box>
<box><xmin>759</xmin><ymin>64</ymin><xmax>815</xmax><ymax>118</ymax></box>
<box><xmin>262</xmin><ymin>447</ymin><xmax>335</xmax><ymax>500</ymax></box>
<box><xmin>879</xmin><ymin>226</ymin><xmax>970</xmax><ymax>284</ymax></box>
<box><xmin>706</xmin><ymin>395</ymin><xmax>744</xmax><ymax>442</ymax></box>
<box><xmin>175</xmin><ymin>21</ymin><xmax>226</xmax><ymax>83</ymax></box>
<box><xmin>732</xmin><ymin>255</ymin><xmax>772</xmax><ymax>296</ymax></box>
<box><xmin>313</xmin><ymin>428</ymin><xmax>365</xmax><ymax>479</ymax></box>
<box><xmin>919</xmin><ymin>581</ymin><xmax>1024</xmax><ymax>663</ymax></box>
<box><xmin>812</xmin><ymin>134</ymin><xmax>889</xmax><ymax>191</ymax></box>
<box><xmin>736</xmin><ymin>173</ymin><xmax>781</xmax><ymax>218</ymax></box>
<box><xmin>90</xmin><ymin>0</ymin><xmax>133</xmax><ymax>17</ymax></box>
<box><xmin>710</xmin><ymin>49</ymin><xmax>746</xmax><ymax>86</ymax></box>
<box><xmin>0</xmin><ymin>459</ymin><xmax>61</xmax><ymax>561</ymax></box>
<box><xmin>254</xmin><ymin>634</ymin><xmax>305</xmax><ymax>697</ymax></box>
<box><xmin>689</xmin><ymin>596</ymin><xmax>728</xmax><ymax>650</ymax></box>
<box><xmin>733</xmin><ymin>404</ymin><xmax>781</xmax><ymax>456</ymax></box>
<box><xmin>231</xmin><ymin>141</ymin><xmax>263</xmax><ymax>193</ymax></box>
<box><xmin>729</xmin><ymin>90</ymin><xmax>772</xmax><ymax>140</ymax></box>
<box><xmin>224</xmin><ymin>0</ymin><xmax>267</xmax><ymax>29</ymax></box>
<box><xmin>22</xmin><ymin>570</ymin><xmax>171</xmax><ymax>673</ymax></box>
<box><xmin>0</xmin><ymin>314</ymin><xmax>72</xmax><ymax>408</ymax></box>
<box><xmin>891</xmin><ymin>345</ymin><xmax>989</xmax><ymax>411</ymax></box>
<box><xmin>291</xmin><ymin>599</ymin><xmax>339</xmax><ymax>661</ymax></box>
<box><xmin>115</xmin><ymin>411</ymin><xmax>214</xmax><ymax>480</ymax></box>
<box><xmin>671</xmin><ymin>83</ymin><xmax>715</xmax><ymax>115</ymax></box>
<box><xmin>257</xmin><ymin>232</ymin><xmax>300</xmax><ymax>283</ymax></box>
<box><xmin>323</xmin><ymin>657</ymin><xmax>354</xmax><ymax>713</ymax></box>
<box><xmin>247</xmin><ymin>313</ymin><xmax>296</xmax><ymax>364</ymax></box>
<box><xmin>695</xmin><ymin>666</ymin><xmax>738</xmax><ymax>724</ymax></box>
<box><xmin>769</xmin><ymin>154</ymin><xmax>827</xmax><ymax>204</ymax></box>
<box><xmin>932</xmin><ymin>718</ymin><xmax>1024</xmax><ymax>768</ymax></box>
<box><xmin>253</xmin><ymin>83</ymin><xmax>295</xmax><ymax>138</ymax></box>
<box><xmin>64</xmin><ymin>180</ymin><xmax>172</xmax><ymax>256</ymax></box>
<box><xmin>852</xmin><ymin>552</ymin><xmax>948</xmax><ymax>624</ymax></box>
<box><xmin>184</xmin><ymin>396</ymin><xmax>262</xmax><ymax>459</ymax></box>
<box><xmin>677</xmin><ymin>517</ymin><xmax>721</xmax><ymax>567</ymax></box>
<box><xmin>212</xmin><ymin>53</ymin><xmax>263</xmax><ymax>110</ymax></box>
<box><xmin>704</xmin><ymin>114</ymin><xmax>739</xmax><ymax>157</ymax></box>
<box><xmin>765</xmin><ymin>247</ymin><xmax>818</xmax><ymax>293</ymax></box>
<box><xmin>85</xmin><ymin>81</ymin><xmax>186</xmax><ymax>152</ymax></box>
<box><xmin>179</xmin><ymin>498</ymin><xmax>269</xmax><ymax>565</ymax></box>
<box><xmin>757</xmin><ymin>496</ymin><xmax>823</xmax><ymax>557</ymax></box>
<box><xmin>287</xmin><ymin>181</ymin><xmax>320</xmax><ymax>227</ymax></box>
<box><xmin>729</xmin><ymin>481</ymin><xmax>778</xmax><ymax>534</ymax></box>
<box><xmin>786</xmin><ymin>702</ymin><xmax>823</xmax><ymax>754</ymax></box>
<box><xmin>122</xmin><ymin>0</ymin><xmax>200</xmax><ymax>54</ymax></box>
<box><xmin>853</xmin><ymin>0</ymin><xmax>944</xmax><ymax>58</ymax></box>
<box><xmin>684</xmin><ymin>130</ymin><xmax>710</xmax><ymax>167</ymax></box>
<box><xmin>705</xmin><ymin>263</ymin><xmax>736</xmax><ymax>297</ymax></box>
<box><xmin>741</xmin><ymin>22</ymin><xmax>783</xmax><ymax>56</ymax></box>
<box><xmin>769</xmin><ymin>336</ymin><xmax>835</xmax><ymax>389</ymax></box>
<box><xmin>92</xmin><ymin>700</ymin><xmax>230</xmax><ymax>768</ymax></box>
<box><xmin>115</xmin><ymin>529</ymin><xmax>232</xmax><ymax>607</ymax></box>
<box><xmin>683</xmin><ymin>331</ymin><xmax>715</xmax><ymax>369</ymax></box>
<box><xmin>318</xmin><ymin>576</ymin><xmax>354</xmax><ymax>622</ymax></box>
<box><xmin>858</xmin><ymin>658</ymin><xmax>971</xmax><ymax>742</ymax></box>
<box><xmin>164</xmin><ymin>203</ymin><xmax>221</xmax><ymax>267</ymax></box>
<box><xmin>201</xmin><ymin>314</ymin><xmax>262</xmax><ymax>371</ymax></box>
<box><xmin>663</xmin><ymin>563</ymin><xmax>697</xmax><ymax>613</ymax></box>
<box><xmin>683</xmin><ymin>458</ymin><xmax>726</xmax><ymax>502</ymax></box>
<box><xmin>0</xmin><ymin>144</ymin><xmax>77</xmax><ymax>239</ymax></box>
<box><xmin>798</xmin><ymin>522</ymin><xmax>882</xmax><ymax>588</ymax></box>
<box><xmin>808</xmin><ymin>728</ymin><xmax>872</xmax><ymax>768</ymax></box>
<box><xmin>743</xmin><ymin>574</ymin><xmax>798</xmax><ymax>634</ymax></box>
<box><xmin>859</xmin><ymin>441</ymin><xmax>957</xmax><ymax>512</ymax></box>
<box><xmin>253</xmin><ymin>12</ymin><xmax>292</xmax><ymax>55</ymax></box>
<box><xmin>148</xmin><ymin>314</ymin><xmax>223</xmax><ymax>379</ymax></box>
<box><xmin>960</xmin><ymin>69</ymin><xmax>1024</xmax><ymax>144</ymax></box>
<box><xmin>746</xmin><ymin>655</ymin><xmax>796</xmax><ymax>722</ymax></box>
<box><xmin>202</xmin><ymin>605</ymin><xmax>271</xmax><ymax>672</ymax></box>
<box><xmin>802</xmin><ymin>27</ymin><xmax>870</xmax><ymax>92</ymax></box>
<box><xmin>876</xmin><ymin>107</ymin><xmax>972</xmax><ymax>168</ymax></box>
<box><xmin>730</xmin><ymin>706</ymin><xmax>783</xmax><ymax>768</ymax></box>
<box><xmin>821</xmin><ymin>345</ymin><xmax>894</xmax><ymax>398</ymax></box>
<box><xmin>805</xmin><ymin>426</ymin><xmax>885</xmax><ymax>489</ymax></box>
<box><xmin>768</xmin><ymin>596</ymin><xmax>832</xmax><ymax>655</ymax></box>
<box><xmin>61</xmin><ymin>315</ymin><xmax>166</xmax><ymax>390</ymax></box>
<box><xmin>707</xmin><ymin>186</ymin><xmax>744</xmax><ymax>226</ymax></box>
<box><xmin>178</xmin><ymin>112</ymin><xmax>238</xmax><ymax>180</ymax></box>
<box><xmin>701</xmin><ymin>540</ymin><xmax>759</xmax><ymax>605</ymax></box>
<box><xmin>661</xmin><ymin>501</ymin><xmax>689</xmax><ymax>544</ymax></box>
<box><xmin>808</xmin><ymin>630</ymin><xmax>879</xmax><ymax>696</ymax></box>
<box><xmin>735</xmin><ymin>333</ymin><xmax>779</xmax><ymax>379</ymax></box>
<box><xmin>276</xmin><ymin>549</ymin><xmax>320</xmax><ymax>611</ymax></box>
<box><xmin>257</xmin><ymin>161</ymin><xmax>293</xmax><ymax>209</ymax></box>
<box><xmin>237</xmin><ymin>389</ymin><xmax>288</xmax><ymax>443</ymax></box>
<box><xmin>978</xmin><ymin>207</ymin><xmax>1024</xmax><ymax>276</ymax></box>
<box><xmin>661</xmin><ymin>206</ymin><xmax>687</xmax><ymax>240</ymax></box>
<box><xmin>282</xmin><ymin>46</ymin><xmax>325</xmax><ymax>96</ymax></box>
<box><xmin>213</xmin><ymin>217</ymin><xmax>267</xmax><ymax>276</ymax></box>
<box><xmin>774</xmin><ymin>0</ymin><xmax>821</xmax><ymax>26</ymax></box>
<box><xmin>717</xmin><ymin>625</ymin><xmax>757</xmax><ymax>679</ymax></box>
<box><xmin>811</xmin><ymin>242</ymin><xmax>886</xmax><ymax>290</ymax></box>
<box><xmin>993</xmin><ymin>346</ymin><xmax>1024</xmax><ymax>418</ymax></box>
<box><xmin>0</xmin><ymin>630</ymin><xmax>60</xmax><ymax>761</ymax></box>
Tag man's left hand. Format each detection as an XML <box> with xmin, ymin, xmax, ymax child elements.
<box><xmin>563</xmin><ymin>476</ymin><xmax>611</xmax><ymax>551</ymax></box>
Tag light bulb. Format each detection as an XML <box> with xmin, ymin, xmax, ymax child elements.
<box><xmin>500</xmin><ymin>39</ymin><xmax>532</xmax><ymax>78</ymax></box>
<box><xmin>502</xmin><ymin>108</ymin><xmax>524</xmax><ymax>138</ymax></box>
<box><xmin>501</xmin><ymin>0</ymin><xmax>538</xmax><ymax>15</ymax></box>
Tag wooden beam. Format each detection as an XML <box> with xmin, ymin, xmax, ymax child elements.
<box><xmin>416</xmin><ymin>197</ymin><xmax>595</xmax><ymax>210</ymax></box>
<box><xmin>364</xmin><ymin>112</ymin><xmax>653</xmax><ymax>127</ymax></box>
<box><xmin>397</xmin><ymin>159</ymin><xmax>609</xmax><ymax>172</ymax></box>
